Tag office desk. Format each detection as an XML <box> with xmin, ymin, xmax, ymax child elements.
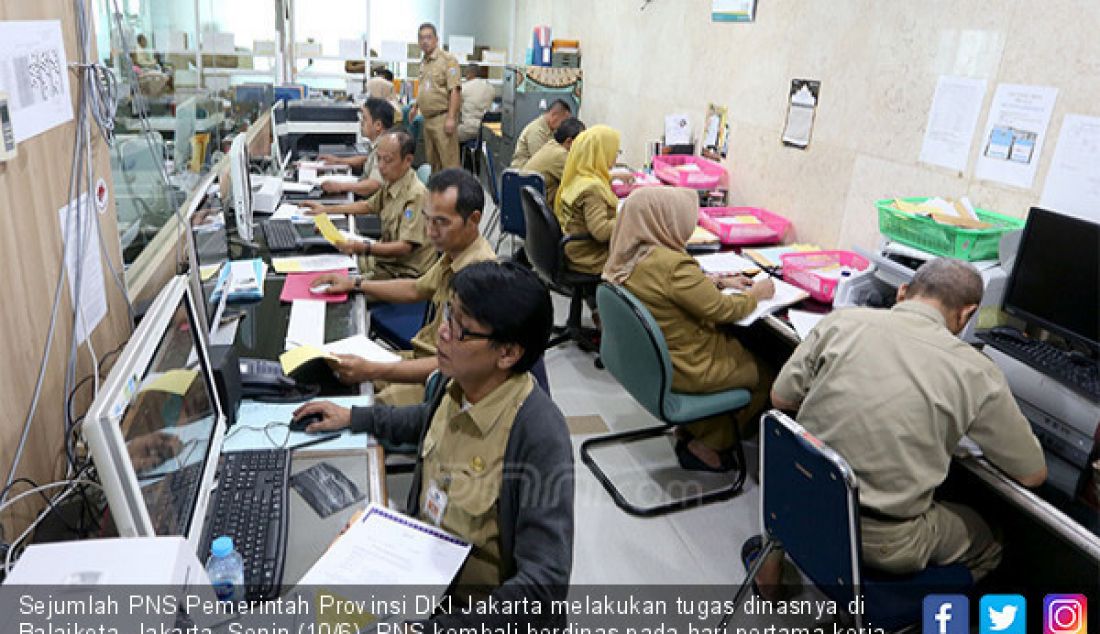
<box><xmin>750</xmin><ymin>311</ymin><xmax>1100</xmax><ymax>586</ymax></box>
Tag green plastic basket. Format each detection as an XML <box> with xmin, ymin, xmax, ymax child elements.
<box><xmin>875</xmin><ymin>198</ymin><xmax>1025</xmax><ymax>261</ymax></box>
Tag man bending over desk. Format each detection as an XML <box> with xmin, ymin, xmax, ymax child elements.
<box><xmin>295</xmin><ymin>261</ymin><xmax>573</xmax><ymax>627</ymax></box>
<box><xmin>310</xmin><ymin>168</ymin><xmax>496</xmax><ymax>405</ymax></box>
<box><xmin>749</xmin><ymin>258</ymin><xmax>1047</xmax><ymax>595</ymax></box>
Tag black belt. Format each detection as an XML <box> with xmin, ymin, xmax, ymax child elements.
<box><xmin>859</xmin><ymin>505</ymin><xmax>911</xmax><ymax>523</ymax></box>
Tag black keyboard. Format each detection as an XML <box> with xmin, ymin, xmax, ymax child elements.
<box><xmin>262</xmin><ymin>220</ymin><xmax>300</xmax><ymax>251</ymax></box>
<box><xmin>200</xmin><ymin>449</ymin><xmax>290</xmax><ymax>601</ymax></box>
<box><xmin>979</xmin><ymin>330</ymin><xmax>1100</xmax><ymax>402</ymax></box>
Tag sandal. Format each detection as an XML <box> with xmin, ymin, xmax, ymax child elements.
<box><xmin>674</xmin><ymin>438</ymin><xmax>736</xmax><ymax>473</ymax></box>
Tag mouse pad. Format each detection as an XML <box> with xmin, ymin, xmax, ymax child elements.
<box><xmin>289</xmin><ymin>462</ymin><xmax>364</xmax><ymax>518</ymax></box>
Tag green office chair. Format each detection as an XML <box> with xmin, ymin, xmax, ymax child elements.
<box><xmin>580</xmin><ymin>283</ymin><xmax>751</xmax><ymax>516</ymax></box>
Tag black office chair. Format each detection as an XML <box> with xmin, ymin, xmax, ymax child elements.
<box><xmin>480</xmin><ymin>142</ymin><xmax>502</xmax><ymax>237</ymax></box>
<box><xmin>520</xmin><ymin>185</ymin><xmax>601</xmax><ymax>363</ymax></box>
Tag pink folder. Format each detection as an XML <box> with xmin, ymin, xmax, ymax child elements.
<box><xmin>279</xmin><ymin>270</ymin><xmax>350</xmax><ymax>303</ymax></box>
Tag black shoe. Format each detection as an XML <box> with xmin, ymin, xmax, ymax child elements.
<box><xmin>674</xmin><ymin>439</ymin><xmax>736</xmax><ymax>473</ymax></box>
<box><xmin>740</xmin><ymin>534</ymin><xmax>800</xmax><ymax>600</ymax></box>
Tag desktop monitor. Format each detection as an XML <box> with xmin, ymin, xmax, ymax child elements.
<box><xmin>228</xmin><ymin>134</ymin><xmax>254</xmax><ymax>241</ymax></box>
<box><xmin>83</xmin><ymin>275</ymin><xmax>226</xmax><ymax>554</ymax></box>
<box><xmin>1002</xmin><ymin>207</ymin><xmax>1099</xmax><ymax>350</ymax></box>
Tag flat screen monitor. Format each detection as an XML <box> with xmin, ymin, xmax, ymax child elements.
<box><xmin>1002</xmin><ymin>207</ymin><xmax>1099</xmax><ymax>350</ymax></box>
<box><xmin>84</xmin><ymin>276</ymin><xmax>226</xmax><ymax>553</ymax></box>
<box><xmin>229</xmin><ymin>134</ymin><xmax>253</xmax><ymax>242</ymax></box>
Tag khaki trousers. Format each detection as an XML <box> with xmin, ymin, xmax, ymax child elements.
<box><xmin>422</xmin><ymin>113</ymin><xmax>460</xmax><ymax>172</ymax></box>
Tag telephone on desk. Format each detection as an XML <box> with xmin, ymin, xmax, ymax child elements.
<box><xmin>239</xmin><ymin>357</ymin><xmax>318</xmax><ymax>401</ymax></box>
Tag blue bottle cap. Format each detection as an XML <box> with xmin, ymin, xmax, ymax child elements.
<box><xmin>211</xmin><ymin>536</ymin><xmax>234</xmax><ymax>558</ymax></box>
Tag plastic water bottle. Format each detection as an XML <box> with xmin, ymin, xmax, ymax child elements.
<box><xmin>205</xmin><ymin>536</ymin><xmax>244</xmax><ymax>602</ymax></box>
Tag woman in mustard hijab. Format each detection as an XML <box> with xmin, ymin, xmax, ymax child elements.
<box><xmin>603</xmin><ymin>188</ymin><xmax>776</xmax><ymax>472</ymax></box>
<box><xmin>555</xmin><ymin>125</ymin><xmax>621</xmax><ymax>275</ymax></box>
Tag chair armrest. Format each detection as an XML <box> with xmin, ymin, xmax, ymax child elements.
<box><xmin>560</xmin><ymin>232</ymin><xmax>593</xmax><ymax>246</ymax></box>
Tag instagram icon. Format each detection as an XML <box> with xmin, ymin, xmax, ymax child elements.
<box><xmin>1044</xmin><ymin>595</ymin><xmax>1087</xmax><ymax>634</ymax></box>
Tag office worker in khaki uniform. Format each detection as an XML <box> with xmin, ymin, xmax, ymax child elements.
<box><xmin>458</xmin><ymin>65</ymin><xmax>495</xmax><ymax>144</ymax></box>
<box><xmin>311</xmin><ymin>169</ymin><xmax>497</xmax><ymax>407</ymax></box>
<box><xmin>302</xmin><ymin>130</ymin><xmax>435</xmax><ymax>281</ymax></box>
<box><xmin>753</xmin><ymin>258</ymin><xmax>1047</xmax><ymax>592</ymax></box>
<box><xmin>315</xmin><ymin>98</ymin><xmax>395</xmax><ymax>199</ymax></box>
<box><xmin>295</xmin><ymin>262</ymin><xmax>572</xmax><ymax>628</ymax></box>
<box><xmin>604</xmin><ymin>188</ymin><xmax>776</xmax><ymax>471</ymax></box>
<box><xmin>366</xmin><ymin>68</ymin><xmax>404</xmax><ymax>124</ymax></box>
<box><xmin>522</xmin><ymin>117</ymin><xmax>585</xmax><ymax>206</ymax></box>
<box><xmin>408</xmin><ymin>23</ymin><xmax>462</xmax><ymax>172</ymax></box>
<box><xmin>555</xmin><ymin>125</ymin><xmax>621</xmax><ymax>276</ymax></box>
<box><xmin>509</xmin><ymin>99</ymin><xmax>573</xmax><ymax>168</ymax></box>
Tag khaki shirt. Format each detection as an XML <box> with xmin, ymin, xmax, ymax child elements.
<box><xmin>363</xmin><ymin>168</ymin><xmax>435</xmax><ymax>279</ymax></box>
<box><xmin>510</xmin><ymin>116</ymin><xmax>553</xmax><ymax>167</ymax></box>
<box><xmin>358</xmin><ymin>142</ymin><xmax>382</xmax><ymax>189</ymax></box>
<box><xmin>458</xmin><ymin>78</ymin><xmax>495</xmax><ymax>142</ymax></box>
<box><xmin>417</xmin><ymin>48</ymin><xmax>461</xmax><ymax>117</ymax></box>
<box><xmin>562</xmin><ymin>186</ymin><xmax>616</xmax><ymax>275</ymax></box>
<box><xmin>773</xmin><ymin>301</ymin><xmax>1046</xmax><ymax>519</ymax></box>
<box><xmin>419</xmin><ymin>373</ymin><xmax>534</xmax><ymax>589</ymax></box>
<box><xmin>411</xmin><ymin>235</ymin><xmax>498</xmax><ymax>356</ymax></box>
<box><xmin>624</xmin><ymin>248</ymin><xmax>759</xmax><ymax>392</ymax></box>
<box><xmin>522</xmin><ymin>140</ymin><xmax>567</xmax><ymax>206</ymax></box>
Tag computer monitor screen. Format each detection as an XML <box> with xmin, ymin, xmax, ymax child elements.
<box><xmin>84</xmin><ymin>276</ymin><xmax>225</xmax><ymax>550</ymax></box>
<box><xmin>1002</xmin><ymin>207</ymin><xmax>1099</xmax><ymax>349</ymax></box>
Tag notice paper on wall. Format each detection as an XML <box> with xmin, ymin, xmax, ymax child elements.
<box><xmin>782</xmin><ymin>79</ymin><xmax>820</xmax><ymax>149</ymax></box>
<box><xmin>0</xmin><ymin>20</ymin><xmax>73</xmax><ymax>143</ymax></box>
<box><xmin>974</xmin><ymin>84</ymin><xmax>1058</xmax><ymax>190</ymax></box>
<box><xmin>58</xmin><ymin>193</ymin><xmax>108</xmax><ymax>344</ymax></box>
<box><xmin>1039</xmin><ymin>114</ymin><xmax>1100</xmax><ymax>224</ymax></box>
<box><xmin>339</xmin><ymin>38</ymin><xmax>366</xmax><ymax>60</ymax></box>
<box><xmin>448</xmin><ymin>36</ymin><xmax>475</xmax><ymax>63</ymax></box>
<box><xmin>380</xmin><ymin>40</ymin><xmax>407</xmax><ymax>62</ymax></box>
<box><xmin>919</xmin><ymin>76</ymin><xmax>987</xmax><ymax>172</ymax></box>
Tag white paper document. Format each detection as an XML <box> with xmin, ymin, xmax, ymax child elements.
<box><xmin>0</xmin><ymin>20</ymin><xmax>74</xmax><ymax>142</ymax></box>
<box><xmin>664</xmin><ymin>114</ymin><xmax>692</xmax><ymax>146</ymax></box>
<box><xmin>285</xmin><ymin>299</ymin><xmax>327</xmax><ymax>350</ymax></box>
<box><xmin>919</xmin><ymin>76</ymin><xmax>987</xmax><ymax>172</ymax></box>
<box><xmin>297</xmin><ymin>503</ymin><xmax>470</xmax><ymax>586</ymax></box>
<box><xmin>723</xmin><ymin>275</ymin><xmax>810</xmax><ymax>326</ymax></box>
<box><xmin>272</xmin><ymin>254</ymin><xmax>358</xmax><ymax>274</ymax></box>
<box><xmin>58</xmin><ymin>193</ymin><xmax>107</xmax><ymax>344</ymax></box>
<box><xmin>975</xmin><ymin>84</ymin><xmax>1058</xmax><ymax>189</ymax></box>
<box><xmin>380</xmin><ymin>41</ymin><xmax>408</xmax><ymax>62</ymax></box>
<box><xmin>787</xmin><ymin>309</ymin><xmax>825</xmax><ymax>340</ymax></box>
<box><xmin>324</xmin><ymin>335</ymin><xmax>402</xmax><ymax>364</ymax></box>
<box><xmin>695</xmin><ymin>252</ymin><xmax>760</xmax><ymax>275</ymax></box>
<box><xmin>1040</xmin><ymin>114</ymin><xmax>1100</xmax><ymax>223</ymax></box>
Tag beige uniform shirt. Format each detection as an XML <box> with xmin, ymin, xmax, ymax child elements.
<box><xmin>417</xmin><ymin>48</ymin><xmax>461</xmax><ymax>117</ymax></box>
<box><xmin>362</xmin><ymin>169</ymin><xmax>435</xmax><ymax>279</ymax></box>
<box><xmin>419</xmin><ymin>373</ymin><xmax>534</xmax><ymax>589</ymax></box>
<box><xmin>773</xmin><ymin>300</ymin><xmax>1046</xmax><ymax>519</ymax></box>
<box><xmin>458</xmin><ymin>78</ymin><xmax>495</xmax><ymax>142</ymax></box>
<box><xmin>358</xmin><ymin>142</ymin><xmax>382</xmax><ymax>188</ymax></box>
<box><xmin>562</xmin><ymin>186</ymin><xmax>616</xmax><ymax>275</ymax></box>
<box><xmin>624</xmin><ymin>248</ymin><xmax>760</xmax><ymax>392</ymax></box>
<box><xmin>510</xmin><ymin>116</ymin><xmax>553</xmax><ymax>167</ymax></box>
<box><xmin>410</xmin><ymin>235</ymin><xmax>498</xmax><ymax>356</ymax></box>
<box><xmin>522</xmin><ymin>140</ymin><xmax>567</xmax><ymax>206</ymax></box>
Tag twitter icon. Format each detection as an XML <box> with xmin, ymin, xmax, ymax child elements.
<box><xmin>981</xmin><ymin>595</ymin><xmax>1026</xmax><ymax>634</ymax></box>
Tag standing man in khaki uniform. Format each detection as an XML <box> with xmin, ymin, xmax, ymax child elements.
<box><xmin>748</xmin><ymin>258</ymin><xmax>1047</xmax><ymax>595</ymax></box>
<box><xmin>522</xmin><ymin>117</ymin><xmax>585</xmax><ymax>205</ymax></box>
<box><xmin>302</xmin><ymin>130</ymin><xmax>435</xmax><ymax>280</ymax></box>
<box><xmin>310</xmin><ymin>169</ymin><xmax>497</xmax><ymax>406</ymax></box>
<box><xmin>510</xmin><ymin>99</ymin><xmax>573</xmax><ymax>168</ymax></box>
<box><xmin>409</xmin><ymin>23</ymin><xmax>462</xmax><ymax>172</ymax></box>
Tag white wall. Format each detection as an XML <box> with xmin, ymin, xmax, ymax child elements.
<box><xmin>513</xmin><ymin>0</ymin><xmax>1100</xmax><ymax>250</ymax></box>
<box><xmin>445</xmin><ymin>0</ymin><xmax>512</xmax><ymax>52</ymax></box>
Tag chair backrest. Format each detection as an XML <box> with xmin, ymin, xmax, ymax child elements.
<box><xmin>520</xmin><ymin>185</ymin><xmax>567</xmax><ymax>287</ymax></box>
<box><xmin>416</xmin><ymin>163</ymin><xmax>431</xmax><ymax>185</ymax></box>
<box><xmin>595</xmin><ymin>283</ymin><xmax>674</xmax><ymax>419</ymax></box>
<box><xmin>500</xmin><ymin>170</ymin><xmax>544</xmax><ymax>238</ymax></box>
<box><xmin>480</xmin><ymin>142</ymin><xmax>500</xmax><ymax>205</ymax></box>
<box><xmin>760</xmin><ymin>410</ymin><xmax>861</xmax><ymax>607</ymax></box>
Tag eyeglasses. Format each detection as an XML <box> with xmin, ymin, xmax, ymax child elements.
<box><xmin>441</xmin><ymin>301</ymin><xmax>493</xmax><ymax>342</ymax></box>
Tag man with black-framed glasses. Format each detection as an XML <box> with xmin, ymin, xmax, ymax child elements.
<box><xmin>294</xmin><ymin>262</ymin><xmax>574</xmax><ymax>628</ymax></box>
<box><xmin>310</xmin><ymin>168</ymin><xmax>496</xmax><ymax>405</ymax></box>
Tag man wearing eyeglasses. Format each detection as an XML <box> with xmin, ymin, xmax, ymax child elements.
<box><xmin>294</xmin><ymin>262</ymin><xmax>573</xmax><ymax>629</ymax></box>
<box><xmin>310</xmin><ymin>168</ymin><xmax>496</xmax><ymax>405</ymax></box>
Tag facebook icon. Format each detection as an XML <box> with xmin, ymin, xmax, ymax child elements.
<box><xmin>924</xmin><ymin>595</ymin><xmax>970</xmax><ymax>634</ymax></box>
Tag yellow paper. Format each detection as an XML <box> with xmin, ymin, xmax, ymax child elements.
<box><xmin>314</xmin><ymin>213</ymin><xmax>345</xmax><ymax>245</ymax></box>
<box><xmin>279</xmin><ymin>345</ymin><xmax>337</xmax><ymax>375</ymax></box>
<box><xmin>271</xmin><ymin>258</ymin><xmax>304</xmax><ymax>274</ymax></box>
<box><xmin>141</xmin><ymin>369</ymin><xmax>199</xmax><ymax>396</ymax></box>
<box><xmin>688</xmin><ymin>226</ymin><xmax>719</xmax><ymax>245</ymax></box>
<box><xmin>893</xmin><ymin>199</ymin><xmax>926</xmax><ymax>215</ymax></box>
<box><xmin>199</xmin><ymin>263</ymin><xmax>221</xmax><ymax>281</ymax></box>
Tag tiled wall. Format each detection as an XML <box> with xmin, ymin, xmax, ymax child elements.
<box><xmin>514</xmin><ymin>0</ymin><xmax>1100</xmax><ymax>250</ymax></box>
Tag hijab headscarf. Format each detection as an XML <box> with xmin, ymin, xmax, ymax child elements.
<box><xmin>554</xmin><ymin>125</ymin><xmax>620</xmax><ymax>225</ymax></box>
<box><xmin>602</xmin><ymin>187</ymin><xmax>698</xmax><ymax>284</ymax></box>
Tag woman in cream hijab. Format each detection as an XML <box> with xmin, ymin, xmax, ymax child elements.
<box><xmin>555</xmin><ymin>125</ymin><xmax>621</xmax><ymax>276</ymax></box>
<box><xmin>603</xmin><ymin>187</ymin><xmax>775</xmax><ymax>472</ymax></box>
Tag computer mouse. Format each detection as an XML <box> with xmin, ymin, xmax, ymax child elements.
<box><xmin>289</xmin><ymin>412</ymin><xmax>324</xmax><ymax>432</ymax></box>
<box><xmin>309</xmin><ymin>283</ymin><xmax>332</xmax><ymax>295</ymax></box>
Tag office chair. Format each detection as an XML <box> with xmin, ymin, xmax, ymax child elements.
<box><xmin>480</xmin><ymin>142</ymin><xmax>502</xmax><ymax>239</ymax></box>
<box><xmin>519</xmin><ymin>185</ymin><xmax>601</xmax><ymax>362</ymax></box>
<box><xmin>369</xmin><ymin>300</ymin><xmax>430</xmax><ymax>351</ymax></box>
<box><xmin>496</xmin><ymin>169</ymin><xmax>544</xmax><ymax>251</ymax></box>
<box><xmin>719</xmin><ymin>410</ymin><xmax>973</xmax><ymax>632</ymax></box>
<box><xmin>580</xmin><ymin>283</ymin><xmax>750</xmax><ymax>516</ymax></box>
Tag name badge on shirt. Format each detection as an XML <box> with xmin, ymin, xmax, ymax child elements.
<box><xmin>425</xmin><ymin>480</ymin><xmax>448</xmax><ymax>527</ymax></box>
<box><xmin>422</xmin><ymin>78</ymin><xmax>431</xmax><ymax>91</ymax></box>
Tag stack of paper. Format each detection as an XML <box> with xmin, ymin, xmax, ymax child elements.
<box><xmin>695</xmin><ymin>252</ymin><xmax>760</xmax><ymax>275</ymax></box>
<box><xmin>723</xmin><ymin>274</ymin><xmax>810</xmax><ymax>326</ymax></box>
<box><xmin>742</xmin><ymin>244</ymin><xmax>821</xmax><ymax>269</ymax></box>
<box><xmin>211</xmin><ymin>258</ymin><xmax>267</xmax><ymax>303</ymax></box>
<box><xmin>285</xmin><ymin>299</ymin><xmax>327</xmax><ymax>350</ymax></box>
<box><xmin>272</xmin><ymin>254</ymin><xmax>357</xmax><ymax>274</ymax></box>
<box><xmin>323</xmin><ymin>335</ymin><xmax>402</xmax><ymax>364</ymax></box>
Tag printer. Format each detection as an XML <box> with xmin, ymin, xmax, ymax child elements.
<box><xmin>278</xmin><ymin>99</ymin><xmax>360</xmax><ymax>158</ymax></box>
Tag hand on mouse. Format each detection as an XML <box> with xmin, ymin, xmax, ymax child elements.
<box><xmin>291</xmin><ymin>401</ymin><xmax>351</xmax><ymax>433</ymax></box>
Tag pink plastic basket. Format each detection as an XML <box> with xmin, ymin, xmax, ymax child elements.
<box><xmin>780</xmin><ymin>250</ymin><xmax>870</xmax><ymax>304</ymax></box>
<box><xmin>652</xmin><ymin>155</ymin><xmax>726</xmax><ymax>189</ymax></box>
<box><xmin>611</xmin><ymin>172</ymin><xmax>663</xmax><ymax>198</ymax></box>
<box><xmin>697</xmin><ymin>207</ymin><xmax>791</xmax><ymax>245</ymax></box>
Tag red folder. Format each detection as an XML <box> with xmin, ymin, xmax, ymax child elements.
<box><xmin>279</xmin><ymin>270</ymin><xmax>350</xmax><ymax>303</ymax></box>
